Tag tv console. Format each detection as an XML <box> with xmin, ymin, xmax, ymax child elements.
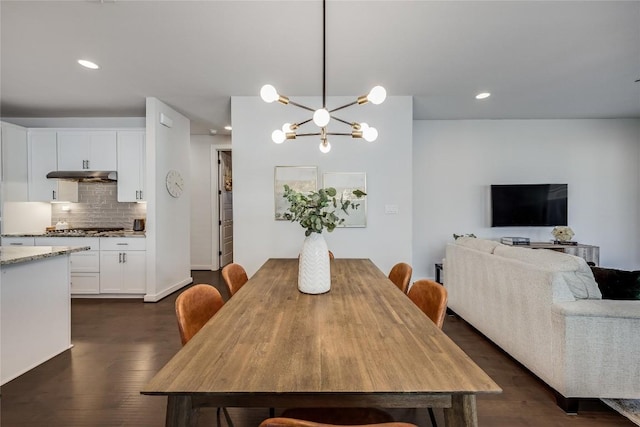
<box><xmin>527</xmin><ymin>242</ymin><xmax>599</xmax><ymax>266</ymax></box>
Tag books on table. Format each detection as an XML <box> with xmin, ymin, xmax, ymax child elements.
<box><xmin>501</xmin><ymin>237</ymin><xmax>530</xmax><ymax>246</ymax></box>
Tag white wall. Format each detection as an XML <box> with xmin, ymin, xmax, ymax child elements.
<box><xmin>413</xmin><ymin>119</ymin><xmax>640</xmax><ymax>279</ymax></box>
<box><xmin>189</xmin><ymin>135</ymin><xmax>231</xmax><ymax>270</ymax></box>
<box><xmin>231</xmin><ymin>96</ymin><xmax>413</xmax><ymax>277</ymax></box>
<box><xmin>144</xmin><ymin>98</ymin><xmax>192</xmax><ymax>301</ymax></box>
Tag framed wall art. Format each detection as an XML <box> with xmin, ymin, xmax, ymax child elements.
<box><xmin>274</xmin><ymin>166</ymin><xmax>318</xmax><ymax>220</ymax></box>
<box><xmin>323</xmin><ymin>172</ymin><xmax>367</xmax><ymax>227</ymax></box>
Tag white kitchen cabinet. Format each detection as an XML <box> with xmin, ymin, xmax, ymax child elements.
<box><xmin>1</xmin><ymin>122</ymin><xmax>29</xmax><ymax>202</ymax></box>
<box><xmin>35</xmin><ymin>237</ymin><xmax>100</xmax><ymax>294</ymax></box>
<box><xmin>28</xmin><ymin>130</ymin><xmax>78</xmax><ymax>202</ymax></box>
<box><xmin>117</xmin><ymin>130</ymin><xmax>145</xmax><ymax>202</ymax></box>
<box><xmin>2</xmin><ymin>237</ymin><xmax>35</xmax><ymax>246</ymax></box>
<box><xmin>99</xmin><ymin>237</ymin><xmax>146</xmax><ymax>294</ymax></box>
<box><xmin>57</xmin><ymin>131</ymin><xmax>117</xmax><ymax>171</ymax></box>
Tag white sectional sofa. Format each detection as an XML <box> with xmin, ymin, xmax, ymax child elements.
<box><xmin>444</xmin><ymin>237</ymin><xmax>640</xmax><ymax>412</ymax></box>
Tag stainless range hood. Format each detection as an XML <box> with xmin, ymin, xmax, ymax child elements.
<box><xmin>46</xmin><ymin>171</ymin><xmax>117</xmax><ymax>182</ymax></box>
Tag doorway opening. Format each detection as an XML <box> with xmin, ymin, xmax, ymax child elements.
<box><xmin>218</xmin><ymin>150</ymin><xmax>233</xmax><ymax>268</ymax></box>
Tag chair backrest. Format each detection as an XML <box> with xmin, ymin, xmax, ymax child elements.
<box><xmin>407</xmin><ymin>279</ymin><xmax>448</xmax><ymax>329</ymax></box>
<box><xmin>175</xmin><ymin>284</ymin><xmax>224</xmax><ymax>345</ymax></box>
<box><xmin>328</xmin><ymin>250</ymin><xmax>335</xmax><ymax>260</ymax></box>
<box><xmin>221</xmin><ymin>262</ymin><xmax>249</xmax><ymax>297</ymax></box>
<box><xmin>388</xmin><ymin>262</ymin><xmax>412</xmax><ymax>294</ymax></box>
<box><xmin>259</xmin><ymin>418</ymin><xmax>418</xmax><ymax>427</ymax></box>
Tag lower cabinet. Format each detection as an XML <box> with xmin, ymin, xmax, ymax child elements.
<box><xmin>99</xmin><ymin>238</ymin><xmax>146</xmax><ymax>294</ymax></box>
<box><xmin>35</xmin><ymin>237</ymin><xmax>100</xmax><ymax>294</ymax></box>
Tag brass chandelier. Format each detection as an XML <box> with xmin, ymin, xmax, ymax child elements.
<box><xmin>260</xmin><ymin>0</ymin><xmax>386</xmax><ymax>153</ymax></box>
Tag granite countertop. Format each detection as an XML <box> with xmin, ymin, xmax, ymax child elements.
<box><xmin>1</xmin><ymin>246</ymin><xmax>90</xmax><ymax>265</ymax></box>
<box><xmin>2</xmin><ymin>231</ymin><xmax>146</xmax><ymax>238</ymax></box>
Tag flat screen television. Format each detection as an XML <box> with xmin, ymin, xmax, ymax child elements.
<box><xmin>491</xmin><ymin>184</ymin><xmax>568</xmax><ymax>227</ymax></box>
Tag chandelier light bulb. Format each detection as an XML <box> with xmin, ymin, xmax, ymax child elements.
<box><xmin>359</xmin><ymin>123</ymin><xmax>370</xmax><ymax>133</ymax></box>
<box><xmin>313</xmin><ymin>108</ymin><xmax>331</xmax><ymax>127</ymax></box>
<box><xmin>367</xmin><ymin>86</ymin><xmax>387</xmax><ymax>105</ymax></box>
<box><xmin>319</xmin><ymin>140</ymin><xmax>331</xmax><ymax>153</ymax></box>
<box><xmin>363</xmin><ymin>126</ymin><xmax>378</xmax><ymax>142</ymax></box>
<box><xmin>261</xmin><ymin>84</ymin><xmax>279</xmax><ymax>103</ymax></box>
<box><xmin>272</xmin><ymin>129</ymin><xmax>286</xmax><ymax>144</ymax></box>
<box><xmin>282</xmin><ymin>123</ymin><xmax>293</xmax><ymax>133</ymax></box>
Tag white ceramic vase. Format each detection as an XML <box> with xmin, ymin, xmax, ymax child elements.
<box><xmin>298</xmin><ymin>232</ymin><xmax>331</xmax><ymax>294</ymax></box>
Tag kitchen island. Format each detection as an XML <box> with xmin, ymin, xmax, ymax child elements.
<box><xmin>1</xmin><ymin>245</ymin><xmax>89</xmax><ymax>385</ymax></box>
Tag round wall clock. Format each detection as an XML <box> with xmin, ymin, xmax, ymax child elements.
<box><xmin>165</xmin><ymin>169</ymin><xmax>184</xmax><ymax>198</ymax></box>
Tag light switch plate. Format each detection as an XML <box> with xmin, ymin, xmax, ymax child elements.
<box><xmin>385</xmin><ymin>204</ymin><xmax>399</xmax><ymax>214</ymax></box>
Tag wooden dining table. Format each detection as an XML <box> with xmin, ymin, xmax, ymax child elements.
<box><xmin>141</xmin><ymin>258</ymin><xmax>501</xmax><ymax>427</ymax></box>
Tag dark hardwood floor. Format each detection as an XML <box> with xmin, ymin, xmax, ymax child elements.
<box><xmin>0</xmin><ymin>270</ymin><xmax>632</xmax><ymax>426</ymax></box>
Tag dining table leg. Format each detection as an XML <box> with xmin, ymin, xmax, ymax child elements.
<box><xmin>165</xmin><ymin>395</ymin><xmax>195</xmax><ymax>427</ymax></box>
<box><xmin>443</xmin><ymin>394</ymin><xmax>478</xmax><ymax>427</ymax></box>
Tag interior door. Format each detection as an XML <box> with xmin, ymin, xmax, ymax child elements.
<box><xmin>219</xmin><ymin>150</ymin><xmax>233</xmax><ymax>268</ymax></box>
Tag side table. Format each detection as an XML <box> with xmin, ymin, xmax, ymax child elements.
<box><xmin>435</xmin><ymin>263</ymin><xmax>443</xmax><ymax>284</ymax></box>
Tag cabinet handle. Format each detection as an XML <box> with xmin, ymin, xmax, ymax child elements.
<box><xmin>136</xmin><ymin>190</ymin><xmax>139</xmax><ymax>200</ymax></box>
<box><xmin>123</xmin><ymin>253</ymin><xmax>127</xmax><ymax>263</ymax></box>
<box><xmin>52</xmin><ymin>190</ymin><xmax>57</xmax><ymax>200</ymax></box>
<box><xmin>140</xmin><ymin>190</ymin><xmax>143</xmax><ymax>199</ymax></box>
<box><xmin>9</xmin><ymin>242</ymin><xmax>24</xmax><ymax>246</ymax></box>
<box><xmin>119</xmin><ymin>253</ymin><xmax>123</xmax><ymax>263</ymax></box>
<box><xmin>116</xmin><ymin>243</ymin><xmax>128</xmax><ymax>246</ymax></box>
<box><xmin>86</xmin><ymin>159</ymin><xmax>90</xmax><ymax>169</ymax></box>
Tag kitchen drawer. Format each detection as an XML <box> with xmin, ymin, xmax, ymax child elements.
<box><xmin>35</xmin><ymin>237</ymin><xmax>100</xmax><ymax>251</ymax></box>
<box><xmin>100</xmin><ymin>237</ymin><xmax>146</xmax><ymax>251</ymax></box>
<box><xmin>71</xmin><ymin>273</ymin><xmax>100</xmax><ymax>294</ymax></box>
<box><xmin>70</xmin><ymin>251</ymin><xmax>100</xmax><ymax>273</ymax></box>
<box><xmin>2</xmin><ymin>237</ymin><xmax>35</xmax><ymax>246</ymax></box>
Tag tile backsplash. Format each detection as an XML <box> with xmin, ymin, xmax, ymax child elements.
<box><xmin>51</xmin><ymin>182</ymin><xmax>146</xmax><ymax>229</ymax></box>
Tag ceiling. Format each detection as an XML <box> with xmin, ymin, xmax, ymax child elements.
<box><xmin>1</xmin><ymin>1</ymin><xmax>639</xmax><ymax>136</ymax></box>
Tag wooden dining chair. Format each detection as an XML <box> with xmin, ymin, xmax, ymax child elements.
<box><xmin>221</xmin><ymin>262</ymin><xmax>249</xmax><ymax>297</ymax></box>
<box><xmin>175</xmin><ymin>284</ymin><xmax>231</xmax><ymax>426</ymax></box>
<box><xmin>407</xmin><ymin>279</ymin><xmax>449</xmax><ymax>426</ymax></box>
<box><xmin>259</xmin><ymin>417</ymin><xmax>418</xmax><ymax>427</ymax></box>
<box><xmin>388</xmin><ymin>262</ymin><xmax>412</xmax><ymax>294</ymax></box>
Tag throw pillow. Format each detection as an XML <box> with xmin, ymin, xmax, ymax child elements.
<box><xmin>454</xmin><ymin>237</ymin><xmax>500</xmax><ymax>253</ymax></box>
<box><xmin>590</xmin><ymin>267</ymin><xmax>640</xmax><ymax>300</ymax></box>
<box><xmin>493</xmin><ymin>245</ymin><xmax>602</xmax><ymax>299</ymax></box>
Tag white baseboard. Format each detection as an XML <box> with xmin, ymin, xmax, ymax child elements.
<box><xmin>144</xmin><ymin>277</ymin><xmax>192</xmax><ymax>302</ymax></box>
<box><xmin>191</xmin><ymin>264</ymin><xmax>214</xmax><ymax>271</ymax></box>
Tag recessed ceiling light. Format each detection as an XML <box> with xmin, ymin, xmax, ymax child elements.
<box><xmin>475</xmin><ymin>92</ymin><xmax>491</xmax><ymax>100</ymax></box>
<box><xmin>224</xmin><ymin>125</ymin><xmax>232</xmax><ymax>131</ymax></box>
<box><xmin>77</xmin><ymin>59</ymin><xmax>100</xmax><ymax>70</ymax></box>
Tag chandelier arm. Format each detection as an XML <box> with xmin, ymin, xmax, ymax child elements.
<box><xmin>296</xmin><ymin>132</ymin><xmax>322</xmax><ymax>137</ymax></box>
<box><xmin>288</xmin><ymin>100</ymin><xmax>317</xmax><ymax>113</ymax></box>
<box><xmin>326</xmin><ymin>132</ymin><xmax>353</xmax><ymax>136</ymax></box>
<box><xmin>330</xmin><ymin>115</ymin><xmax>355</xmax><ymax>127</ymax></box>
<box><xmin>329</xmin><ymin>101</ymin><xmax>358</xmax><ymax>114</ymax></box>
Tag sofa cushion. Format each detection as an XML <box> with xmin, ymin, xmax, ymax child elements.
<box><xmin>590</xmin><ymin>267</ymin><xmax>640</xmax><ymax>300</ymax></box>
<box><xmin>493</xmin><ymin>245</ymin><xmax>602</xmax><ymax>300</ymax></box>
<box><xmin>454</xmin><ymin>237</ymin><xmax>500</xmax><ymax>253</ymax></box>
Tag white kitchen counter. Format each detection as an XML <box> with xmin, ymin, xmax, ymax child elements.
<box><xmin>1</xmin><ymin>245</ymin><xmax>89</xmax><ymax>384</ymax></box>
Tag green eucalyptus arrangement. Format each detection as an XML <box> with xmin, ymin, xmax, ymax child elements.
<box><xmin>283</xmin><ymin>185</ymin><xmax>367</xmax><ymax>236</ymax></box>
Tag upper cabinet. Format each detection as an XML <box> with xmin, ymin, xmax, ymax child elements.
<box><xmin>117</xmin><ymin>131</ymin><xmax>145</xmax><ymax>202</ymax></box>
<box><xmin>1</xmin><ymin>121</ymin><xmax>29</xmax><ymax>202</ymax></box>
<box><xmin>57</xmin><ymin>131</ymin><xmax>117</xmax><ymax>171</ymax></box>
<box><xmin>28</xmin><ymin>130</ymin><xmax>78</xmax><ymax>202</ymax></box>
